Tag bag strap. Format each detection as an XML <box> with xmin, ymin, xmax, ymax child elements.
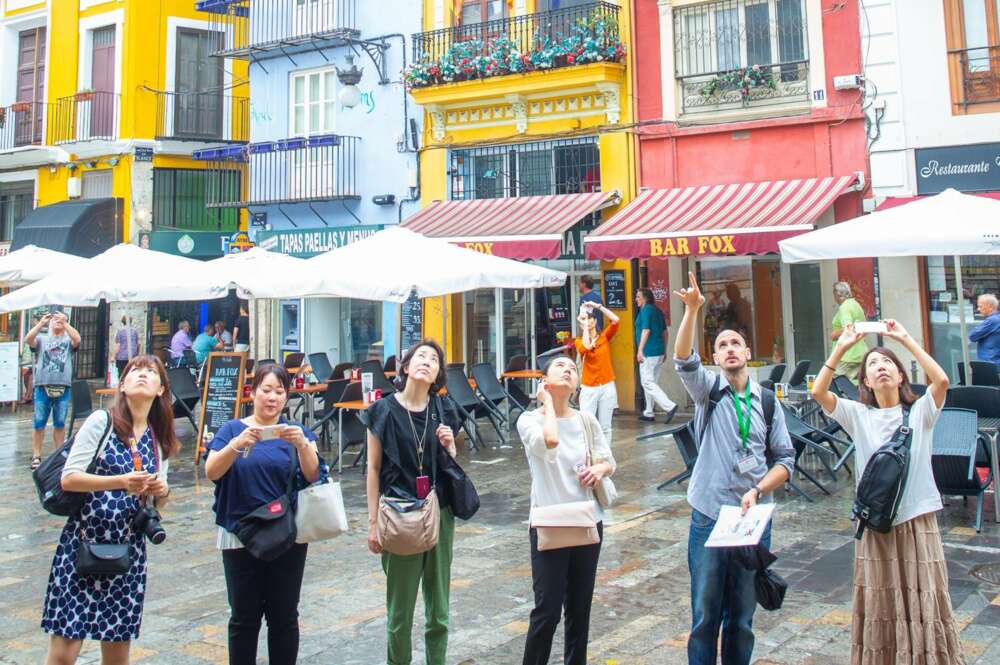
<box><xmin>286</xmin><ymin>435</ymin><xmax>301</xmax><ymax>496</ymax></box>
<box><xmin>889</xmin><ymin>406</ymin><xmax>912</xmax><ymax>448</ymax></box>
<box><xmin>578</xmin><ymin>411</ymin><xmax>600</xmax><ymax>502</ymax></box>
<box><xmin>701</xmin><ymin>376</ymin><xmax>776</xmax><ymax>465</ymax></box>
<box><xmin>85</xmin><ymin>410</ymin><xmax>116</xmax><ymax>476</ymax></box>
<box><xmin>699</xmin><ymin>375</ymin><xmax>726</xmax><ymax>447</ymax></box>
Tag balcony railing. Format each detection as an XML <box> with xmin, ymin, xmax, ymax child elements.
<box><xmin>0</xmin><ymin>102</ymin><xmax>45</xmax><ymax>151</ymax></box>
<box><xmin>49</xmin><ymin>91</ymin><xmax>120</xmax><ymax>144</ymax></box>
<box><xmin>679</xmin><ymin>61</ymin><xmax>810</xmax><ymax>115</ymax></box>
<box><xmin>197</xmin><ymin>0</ymin><xmax>359</xmax><ymax>59</ymax></box>
<box><xmin>673</xmin><ymin>0</ymin><xmax>810</xmax><ymax>114</ymax></box>
<box><xmin>406</xmin><ymin>2</ymin><xmax>624</xmax><ymax>88</ymax></box>
<box><xmin>195</xmin><ymin>134</ymin><xmax>360</xmax><ymax>207</ymax></box>
<box><xmin>951</xmin><ymin>45</ymin><xmax>1000</xmax><ymax>107</ymax></box>
<box><xmin>154</xmin><ymin>91</ymin><xmax>249</xmax><ymax>143</ymax></box>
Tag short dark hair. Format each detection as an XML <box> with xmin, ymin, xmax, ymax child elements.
<box><xmin>394</xmin><ymin>339</ymin><xmax>447</xmax><ymax>395</ymax></box>
<box><xmin>857</xmin><ymin>346</ymin><xmax>917</xmax><ymax>408</ymax></box>
<box><xmin>252</xmin><ymin>362</ymin><xmax>290</xmax><ymax>393</ymax></box>
<box><xmin>579</xmin><ymin>275</ymin><xmax>594</xmax><ymax>289</ymax></box>
<box><xmin>639</xmin><ymin>288</ymin><xmax>655</xmax><ymax>304</ymax></box>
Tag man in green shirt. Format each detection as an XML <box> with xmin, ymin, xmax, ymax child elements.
<box><xmin>830</xmin><ymin>282</ymin><xmax>868</xmax><ymax>384</ymax></box>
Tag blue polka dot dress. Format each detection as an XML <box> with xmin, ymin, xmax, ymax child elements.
<box><xmin>41</xmin><ymin>428</ymin><xmax>156</xmax><ymax>642</ymax></box>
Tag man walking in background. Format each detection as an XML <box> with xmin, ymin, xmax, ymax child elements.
<box><xmin>635</xmin><ymin>287</ymin><xmax>677</xmax><ymax>423</ymax></box>
<box><xmin>830</xmin><ymin>282</ymin><xmax>868</xmax><ymax>384</ymax></box>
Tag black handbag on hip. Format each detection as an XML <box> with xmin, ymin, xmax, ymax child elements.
<box><xmin>233</xmin><ymin>452</ymin><xmax>299</xmax><ymax>561</ymax></box>
<box><xmin>77</xmin><ymin>541</ymin><xmax>130</xmax><ymax>576</ymax></box>
<box><xmin>434</xmin><ymin>396</ymin><xmax>480</xmax><ymax>520</ymax></box>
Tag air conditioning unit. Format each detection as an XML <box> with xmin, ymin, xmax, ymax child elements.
<box><xmin>833</xmin><ymin>74</ymin><xmax>864</xmax><ymax>90</ymax></box>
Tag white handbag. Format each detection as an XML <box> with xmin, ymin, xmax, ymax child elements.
<box><xmin>294</xmin><ymin>479</ymin><xmax>349</xmax><ymax>543</ymax></box>
<box><xmin>580</xmin><ymin>412</ymin><xmax>618</xmax><ymax>508</ymax></box>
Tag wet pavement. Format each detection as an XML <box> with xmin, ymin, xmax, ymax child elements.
<box><xmin>1</xmin><ymin>403</ymin><xmax>999</xmax><ymax>665</ymax></box>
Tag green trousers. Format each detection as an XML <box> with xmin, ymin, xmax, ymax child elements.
<box><xmin>381</xmin><ymin>507</ymin><xmax>455</xmax><ymax>665</ymax></box>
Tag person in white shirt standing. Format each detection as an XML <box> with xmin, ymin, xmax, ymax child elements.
<box><xmin>811</xmin><ymin>320</ymin><xmax>965</xmax><ymax>665</ymax></box>
<box><xmin>517</xmin><ymin>355</ymin><xmax>616</xmax><ymax>665</ymax></box>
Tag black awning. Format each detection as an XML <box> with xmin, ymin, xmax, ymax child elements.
<box><xmin>11</xmin><ymin>198</ymin><xmax>121</xmax><ymax>258</ymax></box>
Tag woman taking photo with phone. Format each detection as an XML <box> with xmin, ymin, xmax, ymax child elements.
<box><xmin>575</xmin><ymin>301</ymin><xmax>620</xmax><ymax>447</ymax></box>
<box><xmin>516</xmin><ymin>355</ymin><xmax>616</xmax><ymax>665</ymax></box>
<box><xmin>205</xmin><ymin>364</ymin><xmax>323</xmax><ymax>665</ymax></box>
<box><xmin>42</xmin><ymin>355</ymin><xmax>178</xmax><ymax>665</ymax></box>
<box><xmin>811</xmin><ymin>320</ymin><xmax>965</xmax><ymax>665</ymax></box>
<box><xmin>365</xmin><ymin>339</ymin><xmax>462</xmax><ymax>665</ymax></box>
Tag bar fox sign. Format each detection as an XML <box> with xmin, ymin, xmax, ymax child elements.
<box><xmin>584</xmin><ymin>229</ymin><xmax>806</xmax><ymax>260</ymax></box>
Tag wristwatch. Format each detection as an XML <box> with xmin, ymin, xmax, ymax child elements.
<box><xmin>753</xmin><ymin>485</ymin><xmax>764</xmax><ymax>501</ymax></box>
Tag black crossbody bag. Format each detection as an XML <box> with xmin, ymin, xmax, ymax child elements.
<box><xmin>233</xmin><ymin>452</ymin><xmax>299</xmax><ymax>561</ymax></box>
<box><xmin>851</xmin><ymin>407</ymin><xmax>913</xmax><ymax>539</ymax></box>
<box><xmin>434</xmin><ymin>396</ymin><xmax>480</xmax><ymax>520</ymax></box>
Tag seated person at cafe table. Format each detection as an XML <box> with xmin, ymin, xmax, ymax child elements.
<box><xmin>192</xmin><ymin>324</ymin><xmax>224</xmax><ymax>364</ymax></box>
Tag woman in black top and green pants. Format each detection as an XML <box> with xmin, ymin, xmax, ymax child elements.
<box><xmin>365</xmin><ymin>340</ymin><xmax>462</xmax><ymax>665</ymax></box>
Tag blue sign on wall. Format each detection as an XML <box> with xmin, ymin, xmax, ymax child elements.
<box><xmin>915</xmin><ymin>142</ymin><xmax>1000</xmax><ymax>195</ymax></box>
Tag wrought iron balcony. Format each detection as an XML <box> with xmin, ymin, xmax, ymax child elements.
<box><xmin>197</xmin><ymin>0</ymin><xmax>360</xmax><ymax>59</ymax></box>
<box><xmin>673</xmin><ymin>0</ymin><xmax>810</xmax><ymax>115</ymax></box>
<box><xmin>406</xmin><ymin>2</ymin><xmax>624</xmax><ymax>88</ymax></box>
<box><xmin>49</xmin><ymin>91</ymin><xmax>120</xmax><ymax>144</ymax></box>
<box><xmin>0</xmin><ymin>101</ymin><xmax>45</xmax><ymax>151</ymax></box>
<box><xmin>154</xmin><ymin>90</ymin><xmax>249</xmax><ymax>143</ymax></box>
<box><xmin>195</xmin><ymin>134</ymin><xmax>360</xmax><ymax>207</ymax></box>
<box><xmin>951</xmin><ymin>45</ymin><xmax>1000</xmax><ymax>107</ymax></box>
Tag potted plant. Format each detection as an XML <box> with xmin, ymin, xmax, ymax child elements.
<box><xmin>75</xmin><ymin>88</ymin><xmax>95</xmax><ymax>102</ymax></box>
<box><xmin>11</xmin><ymin>101</ymin><xmax>31</xmax><ymax>113</ymax></box>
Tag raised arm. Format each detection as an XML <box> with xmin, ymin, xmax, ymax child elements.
<box><xmin>672</xmin><ymin>271</ymin><xmax>705</xmax><ymax>360</ymax></box>
<box><xmin>64</xmin><ymin>321</ymin><xmax>82</xmax><ymax>348</ymax></box>
<box><xmin>811</xmin><ymin>323</ymin><xmax>864</xmax><ymax>414</ymax></box>
<box><xmin>24</xmin><ymin>314</ymin><xmax>51</xmax><ymax>348</ymax></box>
<box><xmin>884</xmin><ymin>319</ymin><xmax>949</xmax><ymax>408</ymax></box>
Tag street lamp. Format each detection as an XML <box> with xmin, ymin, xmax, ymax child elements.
<box><xmin>336</xmin><ymin>55</ymin><xmax>363</xmax><ymax>108</ymax></box>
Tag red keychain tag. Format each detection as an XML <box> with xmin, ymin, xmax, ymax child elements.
<box><xmin>416</xmin><ymin>475</ymin><xmax>430</xmax><ymax>499</ymax></box>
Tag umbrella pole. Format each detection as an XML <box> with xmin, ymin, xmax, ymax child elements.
<box><xmin>529</xmin><ymin>288</ymin><xmax>537</xmax><ymax>370</ymax></box>
<box><xmin>955</xmin><ymin>255</ymin><xmax>972</xmax><ymax>381</ymax></box>
<box><xmin>441</xmin><ymin>295</ymin><xmax>448</xmax><ymax>359</ymax></box>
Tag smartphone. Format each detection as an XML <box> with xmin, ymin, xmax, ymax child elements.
<box><xmin>257</xmin><ymin>425</ymin><xmax>283</xmax><ymax>440</ymax></box>
<box><xmin>854</xmin><ymin>321</ymin><xmax>887</xmax><ymax>334</ymax></box>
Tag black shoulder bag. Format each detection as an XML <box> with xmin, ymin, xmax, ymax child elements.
<box><xmin>434</xmin><ymin>396</ymin><xmax>480</xmax><ymax>520</ymax></box>
<box><xmin>34</xmin><ymin>410</ymin><xmax>113</xmax><ymax>516</ymax></box>
<box><xmin>851</xmin><ymin>407</ymin><xmax>912</xmax><ymax>539</ymax></box>
<box><xmin>233</xmin><ymin>450</ymin><xmax>299</xmax><ymax>561</ymax></box>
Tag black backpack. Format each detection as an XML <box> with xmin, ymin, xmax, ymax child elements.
<box><xmin>851</xmin><ymin>407</ymin><xmax>912</xmax><ymax>539</ymax></box>
<box><xmin>32</xmin><ymin>411</ymin><xmax>113</xmax><ymax>516</ymax></box>
<box><xmin>700</xmin><ymin>376</ymin><xmax>776</xmax><ymax>463</ymax></box>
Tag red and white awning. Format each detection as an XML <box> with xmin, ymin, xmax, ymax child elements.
<box><xmin>402</xmin><ymin>191</ymin><xmax>620</xmax><ymax>260</ymax></box>
<box><xmin>585</xmin><ymin>176</ymin><xmax>858</xmax><ymax>260</ymax></box>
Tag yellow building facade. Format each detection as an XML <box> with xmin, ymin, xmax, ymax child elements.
<box><xmin>409</xmin><ymin>0</ymin><xmax>640</xmax><ymax>408</ymax></box>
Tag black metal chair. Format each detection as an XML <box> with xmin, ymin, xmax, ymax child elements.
<box><xmin>66</xmin><ymin>380</ymin><xmax>95</xmax><ymax>438</ymax></box>
<box><xmin>307</xmin><ymin>352</ymin><xmax>334</xmax><ymax>382</ymax></box>
<box><xmin>331</xmin><ymin>362</ymin><xmax>353</xmax><ymax>381</ymax></box>
<box><xmin>945</xmin><ymin>385</ymin><xmax>1000</xmax><ymax>413</ymax></box>
<box><xmin>384</xmin><ymin>355</ymin><xmax>397</xmax><ymax>374</ymax></box>
<box><xmin>283</xmin><ymin>352</ymin><xmax>305</xmax><ymax>371</ymax></box>
<box><xmin>787</xmin><ymin>360</ymin><xmax>811</xmax><ymax>389</ymax></box>
<box><xmin>782</xmin><ymin>404</ymin><xmax>848</xmax><ymax>488</ymax></box>
<box><xmin>649</xmin><ymin>421</ymin><xmax>699</xmax><ymax>489</ymax></box>
<box><xmin>759</xmin><ymin>380</ymin><xmax>775</xmax><ymax>391</ymax></box>
<box><xmin>331</xmin><ymin>381</ymin><xmax>368</xmax><ymax>469</ymax></box>
<box><xmin>767</xmin><ymin>364</ymin><xmax>787</xmax><ymax>384</ymax></box>
<box><xmin>970</xmin><ymin>360</ymin><xmax>1000</xmax><ymax>387</ymax></box>
<box><xmin>472</xmin><ymin>362</ymin><xmax>526</xmax><ymax>422</ymax></box>
<box><xmin>360</xmin><ymin>359</ymin><xmax>395</xmax><ymax>395</ymax></box>
<box><xmin>506</xmin><ymin>355</ymin><xmax>528</xmax><ymax>372</ymax></box>
<box><xmin>446</xmin><ymin>366</ymin><xmax>502</xmax><ymax>444</ymax></box>
<box><xmin>957</xmin><ymin>362</ymin><xmax>967</xmax><ymax>386</ymax></box>
<box><xmin>446</xmin><ymin>362</ymin><xmax>467</xmax><ymax>372</ymax></box>
<box><xmin>309</xmin><ymin>379</ymin><xmax>350</xmax><ymax>449</ymax></box>
<box><xmin>181</xmin><ymin>349</ymin><xmax>198</xmax><ymax>368</ymax></box>
<box><xmin>932</xmin><ymin>408</ymin><xmax>994</xmax><ymax>532</ymax></box>
<box><xmin>167</xmin><ymin>367</ymin><xmax>201</xmax><ymax>431</ymax></box>
<box><xmin>910</xmin><ymin>383</ymin><xmax>928</xmax><ymax>397</ymax></box>
<box><xmin>831</xmin><ymin>375</ymin><xmax>860</xmax><ymax>401</ymax></box>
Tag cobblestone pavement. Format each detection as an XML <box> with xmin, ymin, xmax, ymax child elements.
<box><xmin>1</xmin><ymin>404</ymin><xmax>998</xmax><ymax>665</ymax></box>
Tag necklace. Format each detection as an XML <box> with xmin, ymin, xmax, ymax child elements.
<box><xmin>404</xmin><ymin>403</ymin><xmax>429</xmax><ymax>470</ymax></box>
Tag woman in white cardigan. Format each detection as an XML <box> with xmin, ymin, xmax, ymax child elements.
<box><xmin>517</xmin><ymin>355</ymin><xmax>616</xmax><ymax>665</ymax></box>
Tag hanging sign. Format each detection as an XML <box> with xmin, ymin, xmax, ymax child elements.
<box><xmin>603</xmin><ymin>270</ymin><xmax>627</xmax><ymax>310</ymax></box>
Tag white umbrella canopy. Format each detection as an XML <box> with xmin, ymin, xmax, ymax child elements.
<box><xmin>303</xmin><ymin>227</ymin><xmax>568</xmax><ymax>302</ymax></box>
<box><xmin>0</xmin><ymin>245</ymin><xmax>91</xmax><ymax>286</ymax></box>
<box><xmin>0</xmin><ymin>244</ymin><xmax>231</xmax><ymax>312</ymax></box>
<box><xmin>205</xmin><ymin>247</ymin><xmax>310</xmax><ymax>299</ymax></box>
<box><xmin>778</xmin><ymin>188</ymin><xmax>1000</xmax><ymax>263</ymax></box>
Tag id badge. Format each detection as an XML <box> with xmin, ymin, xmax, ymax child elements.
<box><xmin>735</xmin><ymin>453</ymin><xmax>756</xmax><ymax>475</ymax></box>
<box><xmin>416</xmin><ymin>475</ymin><xmax>430</xmax><ymax>499</ymax></box>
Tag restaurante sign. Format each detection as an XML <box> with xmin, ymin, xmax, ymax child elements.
<box><xmin>915</xmin><ymin>142</ymin><xmax>1000</xmax><ymax>195</ymax></box>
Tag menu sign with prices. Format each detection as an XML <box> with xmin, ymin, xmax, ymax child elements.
<box><xmin>195</xmin><ymin>352</ymin><xmax>247</xmax><ymax>463</ymax></box>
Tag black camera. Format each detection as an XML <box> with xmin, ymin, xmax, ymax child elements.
<box><xmin>132</xmin><ymin>506</ymin><xmax>166</xmax><ymax>545</ymax></box>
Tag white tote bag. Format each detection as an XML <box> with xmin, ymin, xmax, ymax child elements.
<box><xmin>295</xmin><ymin>479</ymin><xmax>349</xmax><ymax>543</ymax></box>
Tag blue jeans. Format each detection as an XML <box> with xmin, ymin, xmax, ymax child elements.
<box><xmin>688</xmin><ymin>509</ymin><xmax>772</xmax><ymax>665</ymax></box>
<box><xmin>33</xmin><ymin>386</ymin><xmax>70</xmax><ymax>430</ymax></box>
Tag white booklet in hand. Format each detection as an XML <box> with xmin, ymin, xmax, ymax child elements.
<box><xmin>705</xmin><ymin>504</ymin><xmax>776</xmax><ymax>548</ymax></box>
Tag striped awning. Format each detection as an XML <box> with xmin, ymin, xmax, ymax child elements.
<box><xmin>585</xmin><ymin>176</ymin><xmax>859</xmax><ymax>260</ymax></box>
<box><xmin>402</xmin><ymin>190</ymin><xmax>620</xmax><ymax>260</ymax></box>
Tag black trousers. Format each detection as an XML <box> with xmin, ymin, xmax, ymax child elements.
<box><xmin>522</xmin><ymin>522</ymin><xmax>603</xmax><ymax>665</ymax></box>
<box><xmin>221</xmin><ymin>543</ymin><xmax>308</xmax><ymax>665</ymax></box>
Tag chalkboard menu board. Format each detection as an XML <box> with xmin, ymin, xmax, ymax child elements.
<box><xmin>400</xmin><ymin>292</ymin><xmax>424</xmax><ymax>351</ymax></box>
<box><xmin>603</xmin><ymin>270</ymin><xmax>627</xmax><ymax>310</ymax></box>
<box><xmin>195</xmin><ymin>352</ymin><xmax>247</xmax><ymax>463</ymax></box>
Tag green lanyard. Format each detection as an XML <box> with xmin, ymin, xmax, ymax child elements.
<box><xmin>730</xmin><ymin>384</ymin><xmax>752</xmax><ymax>453</ymax></box>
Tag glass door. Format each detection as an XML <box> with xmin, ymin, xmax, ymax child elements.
<box><xmin>788</xmin><ymin>262</ymin><xmax>826</xmax><ymax>369</ymax></box>
<box><xmin>502</xmin><ymin>288</ymin><xmax>530</xmax><ymax>371</ymax></box>
<box><xmin>465</xmin><ymin>289</ymin><xmax>497</xmax><ymax>368</ymax></box>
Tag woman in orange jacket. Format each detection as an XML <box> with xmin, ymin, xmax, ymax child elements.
<box><xmin>574</xmin><ymin>302</ymin><xmax>620</xmax><ymax>447</ymax></box>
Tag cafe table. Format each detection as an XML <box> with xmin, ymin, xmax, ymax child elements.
<box><xmin>333</xmin><ymin>399</ymin><xmax>370</xmax><ymax>473</ymax></box>
<box><xmin>977</xmin><ymin>416</ymin><xmax>1000</xmax><ymax>523</ymax></box>
<box><xmin>96</xmin><ymin>387</ymin><xmax>115</xmax><ymax>407</ymax></box>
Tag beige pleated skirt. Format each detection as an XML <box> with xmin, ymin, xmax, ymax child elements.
<box><xmin>852</xmin><ymin>512</ymin><xmax>966</xmax><ymax>665</ymax></box>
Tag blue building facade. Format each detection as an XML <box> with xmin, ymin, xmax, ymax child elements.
<box><xmin>195</xmin><ymin>0</ymin><xmax>422</xmax><ymax>366</ymax></box>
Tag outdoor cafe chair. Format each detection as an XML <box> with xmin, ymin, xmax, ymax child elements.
<box><xmin>66</xmin><ymin>380</ymin><xmax>95</xmax><ymax>438</ymax></box>
<box><xmin>645</xmin><ymin>421</ymin><xmax>698</xmax><ymax>489</ymax></box>
<box><xmin>945</xmin><ymin>385</ymin><xmax>1000</xmax><ymax>414</ymax></box>
<box><xmin>767</xmin><ymin>364</ymin><xmax>787</xmax><ymax>384</ymax></box>
<box><xmin>471</xmin><ymin>362</ymin><xmax>527</xmax><ymax>423</ymax></box>
<box><xmin>331</xmin><ymin>362</ymin><xmax>353</xmax><ymax>381</ymax></box>
<box><xmin>384</xmin><ymin>355</ymin><xmax>397</xmax><ymax>374</ymax></box>
<box><xmin>970</xmin><ymin>361</ymin><xmax>1000</xmax><ymax>387</ymax></box>
<box><xmin>181</xmin><ymin>349</ymin><xmax>198</xmax><ymax>370</ymax></box>
<box><xmin>309</xmin><ymin>379</ymin><xmax>350</xmax><ymax>449</ymax></box>
<box><xmin>329</xmin><ymin>381</ymin><xmax>368</xmax><ymax>469</ymax></box>
<box><xmin>788</xmin><ymin>360</ymin><xmax>811</xmax><ymax>389</ymax></box>
<box><xmin>167</xmin><ymin>367</ymin><xmax>201</xmax><ymax>432</ymax></box>
<box><xmin>910</xmin><ymin>383</ymin><xmax>928</xmax><ymax>397</ymax></box>
<box><xmin>831</xmin><ymin>375</ymin><xmax>860</xmax><ymax>402</ymax></box>
<box><xmin>781</xmin><ymin>405</ymin><xmax>840</xmax><ymax>500</ymax></box>
<box><xmin>307</xmin><ymin>352</ymin><xmax>334</xmax><ymax>382</ymax></box>
<box><xmin>932</xmin><ymin>408</ymin><xmax>994</xmax><ymax>532</ymax></box>
<box><xmin>283</xmin><ymin>352</ymin><xmax>305</xmax><ymax>371</ymax></box>
<box><xmin>446</xmin><ymin>365</ymin><xmax>502</xmax><ymax>444</ymax></box>
<box><xmin>506</xmin><ymin>355</ymin><xmax>528</xmax><ymax>372</ymax></box>
<box><xmin>360</xmin><ymin>359</ymin><xmax>396</xmax><ymax>394</ymax></box>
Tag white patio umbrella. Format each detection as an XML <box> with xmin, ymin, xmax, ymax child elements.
<box><xmin>303</xmin><ymin>226</ymin><xmax>567</xmax><ymax>302</ymax></box>
<box><xmin>0</xmin><ymin>243</ymin><xmax>231</xmax><ymax>312</ymax></box>
<box><xmin>205</xmin><ymin>247</ymin><xmax>310</xmax><ymax>299</ymax></box>
<box><xmin>0</xmin><ymin>245</ymin><xmax>91</xmax><ymax>286</ymax></box>
<box><xmin>778</xmin><ymin>188</ymin><xmax>1000</xmax><ymax>374</ymax></box>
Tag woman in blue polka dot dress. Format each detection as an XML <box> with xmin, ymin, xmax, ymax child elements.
<box><xmin>41</xmin><ymin>355</ymin><xmax>180</xmax><ymax>665</ymax></box>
